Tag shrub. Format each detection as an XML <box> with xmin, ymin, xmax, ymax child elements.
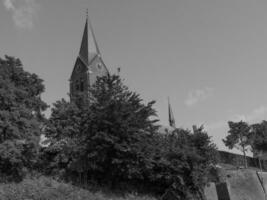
<box><xmin>146</xmin><ymin>126</ymin><xmax>218</xmax><ymax>198</ymax></box>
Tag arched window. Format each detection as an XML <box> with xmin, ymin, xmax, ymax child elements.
<box><xmin>80</xmin><ymin>80</ymin><xmax>84</xmax><ymax>91</ymax></box>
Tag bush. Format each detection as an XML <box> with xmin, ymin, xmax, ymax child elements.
<box><xmin>145</xmin><ymin>126</ymin><xmax>218</xmax><ymax>199</ymax></box>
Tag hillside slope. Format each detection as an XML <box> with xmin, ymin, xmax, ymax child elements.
<box><xmin>0</xmin><ymin>176</ymin><xmax>156</xmax><ymax>200</ymax></box>
<box><xmin>225</xmin><ymin>169</ymin><xmax>265</xmax><ymax>200</ymax></box>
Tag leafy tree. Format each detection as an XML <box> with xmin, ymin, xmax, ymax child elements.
<box><xmin>40</xmin><ymin>99</ymin><xmax>84</xmax><ymax>176</ymax></box>
<box><xmin>45</xmin><ymin>74</ymin><xmax>218</xmax><ymax>199</ymax></box>
<box><xmin>223</xmin><ymin>121</ymin><xmax>251</xmax><ymax>168</ymax></box>
<box><xmin>151</xmin><ymin>126</ymin><xmax>218</xmax><ymax>199</ymax></box>
<box><xmin>85</xmin><ymin>74</ymin><xmax>158</xmax><ymax>179</ymax></box>
<box><xmin>0</xmin><ymin>55</ymin><xmax>48</xmax><ymax>181</ymax></box>
<box><xmin>45</xmin><ymin>74</ymin><xmax>158</xmax><ymax>184</ymax></box>
<box><xmin>250</xmin><ymin>121</ymin><xmax>267</xmax><ymax>156</ymax></box>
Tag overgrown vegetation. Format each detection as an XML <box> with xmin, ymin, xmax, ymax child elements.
<box><xmin>42</xmin><ymin>74</ymin><xmax>218</xmax><ymax>199</ymax></box>
<box><xmin>0</xmin><ymin>56</ymin><xmax>218</xmax><ymax>199</ymax></box>
<box><xmin>0</xmin><ymin>176</ymin><xmax>156</xmax><ymax>200</ymax></box>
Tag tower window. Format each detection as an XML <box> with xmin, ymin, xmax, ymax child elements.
<box><xmin>98</xmin><ymin>63</ymin><xmax>102</xmax><ymax>69</ymax></box>
<box><xmin>75</xmin><ymin>80</ymin><xmax>79</xmax><ymax>90</ymax></box>
<box><xmin>77</xmin><ymin>64</ymin><xmax>82</xmax><ymax>72</ymax></box>
<box><xmin>80</xmin><ymin>80</ymin><xmax>84</xmax><ymax>91</ymax></box>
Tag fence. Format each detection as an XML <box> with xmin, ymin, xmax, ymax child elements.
<box><xmin>218</xmin><ymin>151</ymin><xmax>267</xmax><ymax>170</ymax></box>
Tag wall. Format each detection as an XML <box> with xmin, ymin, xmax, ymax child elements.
<box><xmin>205</xmin><ymin>169</ymin><xmax>267</xmax><ymax>200</ymax></box>
<box><xmin>218</xmin><ymin>150</ymin><xmax>267</xmax><ymax>170</ymax></box>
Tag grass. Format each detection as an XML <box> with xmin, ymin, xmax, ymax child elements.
<box><xmin>0</xmin><ymin>176</ymin><xmax>156</xmax><ymax>200</ymax></box>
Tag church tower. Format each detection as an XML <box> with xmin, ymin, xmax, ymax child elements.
<box><xmin>70</xmin><ymin>14</ymin><xmax>109</xmax><ymax>103</ymax></box>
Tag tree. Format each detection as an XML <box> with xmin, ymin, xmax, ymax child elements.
<box><xmin>251</xmin><ymin>121</ymin><xmax>267</xmax><ymax>151</ymax></box>
<box><xmin>45</xmin><ymin>74</ymin><xmax>158</xmax><ymax>184</ymax></box>
<box><xmin>0</xmin><ymin>55</ymin><xmax>48</xmax><ymax>181</ymax></box>
<box><xmin>45</xmin><ymin>74</ymin><xmax>218</xmax><ymax>199</ymax></box>
<box><xmin>87</xmin><ymin>75</ymin><xmax>158</xmax><ymax>182</ymax></box>
<box><xmin>245</xmin><ymin>121</ymin><xmax>267</xmax><ymax>171</ymax></box>
<box><xmin>41</xmin><ymin>99</ymin><xmax>84</xmax><ymax>177</ymax></box>
<box><xmin>223</xmin><ymin>121</ymin><xmax>251</xmax><ymax>168</ymax></box>
<box><xmin>149</xmin><ymin>126</ymin><xmax>217</xmax><ymax>199</ymax></box>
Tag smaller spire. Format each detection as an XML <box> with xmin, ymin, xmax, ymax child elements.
<box><xmin>168</xmin><ymin>97</ymin><xmax>176</xmax><ymax>128</ymax></box>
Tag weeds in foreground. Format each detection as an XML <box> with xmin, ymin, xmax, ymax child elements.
<box><xmin>0</xmin><ymin>176</ymin><xmax>156</xmax><ymax>200</ymax></box>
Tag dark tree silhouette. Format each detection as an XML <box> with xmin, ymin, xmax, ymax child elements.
<box><xmin>0</xmin><ymin>55</ymin><xmax>48</xmax><ymax>181</ymax></box>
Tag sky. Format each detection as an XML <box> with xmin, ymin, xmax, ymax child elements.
<box><xmin>1</xmin><ymin>0</ymin><xmax>267</xmax><ymax>152</ymax></box>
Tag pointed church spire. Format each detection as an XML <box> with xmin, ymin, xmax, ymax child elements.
<box><xmin>79</xmin><ymin>15</ymin><xmax>89</xmax><ymax>65</ymax></box>
<box><xmin>70</xmin><ymin>12</ymin><xmax>109</xmax><ymax>103</ymax></box>
<box><xmin>78</xmin><ymin>10</ymin><xmax>101</xmax><ymax>66</ymax></box>
<box><xmin>168</xmin><ymin>97</ymin><xmax>176</xmax><ymax>128</ymax></box>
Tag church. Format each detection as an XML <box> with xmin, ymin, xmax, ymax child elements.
<box><xmin>69</xmin><ymin>15</ymin><xmax>176</xmax><ymax>129</ymax></box>
<box><xmin>69</xmin><ymin>15</ymin><xmax>109</xmax><ymax>103</ymax></box>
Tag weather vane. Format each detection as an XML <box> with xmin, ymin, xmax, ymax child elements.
<box><xmin>86</xmin><ymin>8</ymin><xmax>88</xmax><ymax>19</ymax></box>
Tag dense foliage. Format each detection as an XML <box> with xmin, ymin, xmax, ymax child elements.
<box><xmin>0</xmin><ymin>56</ymin><xmax>47</xmax><ymax>181</ymax></box>
<box><xmin>0</xmin><ymin>55</ymin><xmax>219</xmax><ymax>199</ymax></box>
<box><xmin>223</xmin><ymin>120</ymin><xmax>267</xmax><ymax>167</ymax></box>
<box><xmin>44</xmin><ymin>75</ymin><xmax>158</xmax><ymax>180</ymax></box>
<box><xmin>250</xmin><ymin>121</ymin><xmax>267</xmax><ymax>155</ymax></box>
<box><xmin>223</xmin><ymin>121</ymin><xmax>251</xmax><ymax>168</ymax></box>
<box><xmin>43</xmin><ymin>74</ymin><xmax>218</xmax><ymax>199</ymax></box>
<box><xmin>6</xmin><ymin>53</ymin><xmax>267</xmax><ymax>199</ymax></box>
<box><xmin>150</xmin><ymin>126</ymin><xmax>218</xmax><ymax>199</ymax></box>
